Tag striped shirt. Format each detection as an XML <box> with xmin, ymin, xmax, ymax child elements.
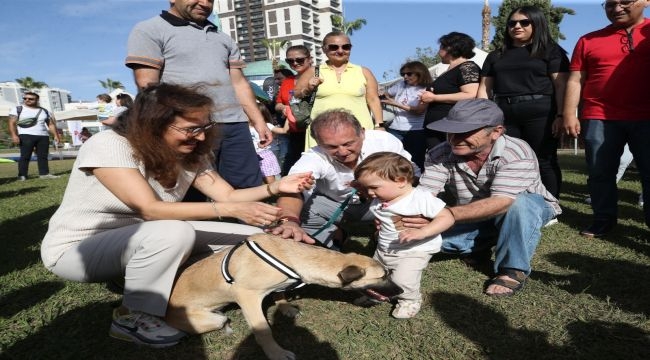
<box><xmin>419</xmin><ymin>135</ymin><xmax>561</xmax><ymax>216</ymax></box>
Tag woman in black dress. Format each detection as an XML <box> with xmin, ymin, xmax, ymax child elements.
<box><xmin>478</xmin><ymin>5</ymin><xmax>569</xmax><ymax>198</ymax></box>
<box><xmin>421</xmin><ymin>32</ymin><xmax>480</xmax><ymax>150</ymax></box>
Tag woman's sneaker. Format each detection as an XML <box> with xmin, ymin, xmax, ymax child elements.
<box><xmin>109</xmin><ymin>308</ymin><xmax>186</xmax><ymax>348</ymax></box>
<box><xmin>391</xmin><ymin>300</ymin><xmax>421</xmax><ymax>319</ymax></box>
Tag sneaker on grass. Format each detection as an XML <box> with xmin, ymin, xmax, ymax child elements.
<box><xmin>39</xmin><ymin>174</ymin><xmax>60</xmax><ymax>179</ymax></box>
<box><xmin>110</xmin><ymin>308</ymin><xmax>186</xmax><ymax>348</ymax></box>
<box><xmin>391</xmin><ymin>300</ymin><xmax>421</xmax><ymax>319</ymax></box>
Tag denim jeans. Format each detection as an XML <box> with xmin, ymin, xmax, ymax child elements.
<box><xmin>582</xmin><ymin>120</ymin><xmax>650</xmax><ymax>227</ymax></box>
<box><xmin>440</xmin><ymin>193</ymin><xmax>555</xmax><ymax>276</ymax></box>
<box><xmin>18</xmin><ymin>134</ymin><xmax>51</xmax><ymax>176</ymax></box>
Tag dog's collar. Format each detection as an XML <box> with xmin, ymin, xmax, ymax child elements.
<box><xmin>221</xmin><ymin>240</ymin><xmax>306</xmax><ymax>291</ymax></box>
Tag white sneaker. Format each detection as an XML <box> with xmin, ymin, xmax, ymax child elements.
<box><xmin>109</xmin><ymin>308</ymin><xmax>186</xmax><ymax>348</ymax></box>
<box><xmin>391</xmin><ymin>300</ymin><xmax>421</xmax><ymax>319</ymax></box>
<box><xmin>544</xmin><ymin>218</ymin><xmax>559</xmax><ymax>227</ymax></box>
<box><xmin>585</xmin><ymin>197</ymin><xmax>592</xmax><ymax>204</ymax></box>
<box><xmin>639</xmin><ymin>194</ymin><xmax>644</xmax><ymax>207</ymax></box>
<box><xmin>17</xmin><ymin>176</ymin><xmax>26</xmax><ymax>181</ymax></box>
<box><xmin>39</xmin><ymin>174</ymin><xmax>60</xmax><ymax>179</ymax></box>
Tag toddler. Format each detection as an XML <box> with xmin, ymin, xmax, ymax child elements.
<box><xmin>354</xmin><ymin>152</ymin><xmax>454</xmax><ymax>318</ymax></box>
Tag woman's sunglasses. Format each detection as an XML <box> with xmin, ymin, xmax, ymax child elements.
<box><xmin>507</xmin><ymin>19</ymin><xmax>532</xmax><ymax>28</ymax></box>
<box><xmin>286</xmin><ymin>57</ymin><xmax>306</xmax><ymax>65</ymax></box>
<box><xmin>326</xmin><ymin>44</ymin><xmax>352</xmax><ymax>52</ymax></box>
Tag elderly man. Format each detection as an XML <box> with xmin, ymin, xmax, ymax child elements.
<box><xmin>416</xmin><ymin>99</ymin><xmax>560</xmax><ymax>296</ymax></box>
<box><xmin>560</xmin><ymin>0</ymin><xmax>650</xmax><ymax>236</ymax></box>
<box><xmin>269</xmin><ymin>109</ymin><xmax>414</xmax><ymax>249</ymax></box>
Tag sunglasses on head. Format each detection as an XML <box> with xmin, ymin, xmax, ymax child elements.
<box><xmin>326</xmin><ymin>43</ymin><xmax>352</xmax><ymax>52</ymax></box>
<box><xmin>507</xmin><ymin>19</ymin><xmax>532</xmax><ymax>28</ymax></box>
<box><xmin>286</xmin><ymin>57</ymin><xmax>306</xmax><ymax>65</ymax></box>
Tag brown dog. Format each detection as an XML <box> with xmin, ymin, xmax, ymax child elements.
<box><xmin>166</xmin><ymin>233</ymin><xmax>401</xmax><ymax>360</ymax></box>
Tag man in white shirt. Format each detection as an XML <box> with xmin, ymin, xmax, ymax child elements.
<box><xmin>8</xmin><ymin>92</ymin><xmax>61</xmax><ymax>180</ymax></box>
<box><xmin>268</xmin><ymin>109</ymin><xmax>415</xmax><ymax>249</ymax></box>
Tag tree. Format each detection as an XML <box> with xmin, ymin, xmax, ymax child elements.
<box><xmin>330</xmin><ymin>14</ymin><xmax>367</xmax><ymax>36</ymax></box>
<box><xmin>15</xmin><ymin>77</ymin><xmax>48</xmax><ymax>90</ymax></box>
<box><xmin>482</xmin><ymin>0</ymin><xmax>492</xmax><ymax>51</ymax></box>
<box><xmin>260</xmin><ymin>39</ymin><xmax>289</xmax><ymax>70</ymax></box>
<box><xmin>491</xmin><ymin>0</ymin><xmax>575</xmax><ymax>50</ymax></box>
<box><xmin>98</xmin><ymin>78</ymin><xmax>125</xmax><ymax>93</ymax></box>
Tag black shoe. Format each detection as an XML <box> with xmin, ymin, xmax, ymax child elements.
<box><xmin>580</xmin><ymin>219</ymin><xmax>616</xmax><ymax>238</ymax></box>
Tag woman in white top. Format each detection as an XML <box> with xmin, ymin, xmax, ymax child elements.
<box><xmin>381</xmin><ymin>61</ymin><xmax>432</xmax><ymax>170</ymax></box>
<box><xmin>40</xmin><ymin>83</ymin><xmax>313</xmax><ymax>348</ymax></box>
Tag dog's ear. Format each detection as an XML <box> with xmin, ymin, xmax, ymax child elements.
<box><xmin>337</xmin><ymin>265</ymin><xmax>366</xmax><ymax>285</ymax></box>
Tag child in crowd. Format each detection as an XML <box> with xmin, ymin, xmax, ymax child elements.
<box><xmin>353</xmin><ymin>152</ymin><xmax>455</xmax><ymax>319</ymax></box>
<box><xmin>251</xmin><ymin>103</ymin><xmax>289</xmax><ymax>184</ymax></box>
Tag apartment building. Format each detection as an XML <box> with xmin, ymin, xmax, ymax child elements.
<box><xmin>0</xmin><ymin>82</ymin><xmax>70</xmax><ymax>112</ymax></box>
<box><xmin>215</xmin><ymin>0</ymin><xmax>342</xmax><ymax>64</ymax></box>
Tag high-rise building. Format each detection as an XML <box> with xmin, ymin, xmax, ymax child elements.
<box><xmin>215</xmin><ymin>0</ymin><xmax>342</xmax><ymax>64</ymax></box>
<box><xmin>0</xmin><ymin>82</ymin><xmax>70</xmax><ymax>112</ymax></box>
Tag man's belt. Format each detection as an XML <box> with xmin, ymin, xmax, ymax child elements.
<box><xmin>494</xmin><ymin>94</ymin><xmax>550</xmax><ymax>104</ymax></box>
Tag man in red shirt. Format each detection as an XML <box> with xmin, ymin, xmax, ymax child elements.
<box><xmin>560</xmin><ymin>0</ymin><xmax>650</xmax><ymax>237</ymax></box>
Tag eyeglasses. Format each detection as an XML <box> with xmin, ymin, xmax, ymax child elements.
<box><xmin>602</xmin><ymin>0</ymin><xmax>638</xmax><ymax>9</ymax></box>
<box><xmin>23</xmin><ymin>97</ymin><xmax>37</xmax><ymax>101</ymax></box>
<box><xmin>286</xmin><ymin>57</ymin><xmax>307</xmax><ymax>65</ymax></box>
<box><xmin>400</xmin><ymin>72</ymin><xmax>415</xmax><ymax>77</ymax></box>
<box><xmin>326</xmin><ymin>44</ymin><xmax>352</xmax><ymax>52</ymax></box>
<box><xmin>507</xmin><ymin>19</ymin><xmax>532</xmax><ymax>28</ymax></box>
<box><xmin>169</xmin><ymin>121</ymin><xmax>217</xmax><ymax>137</ymax></box>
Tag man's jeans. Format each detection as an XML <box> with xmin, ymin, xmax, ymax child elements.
<box><xmin>18</xmin><ymin>134</ymin><xmax>51</xmax><ymax>176</ymax></box>
<box><xmin>582</xmin><ymin>120</ymin><xmax>650</xmax><ymax>227</ymax></box>
<box><xmin>440</xmin><ymin>193</ymin><xmax>555</xmax><ymax>276</ymax></box>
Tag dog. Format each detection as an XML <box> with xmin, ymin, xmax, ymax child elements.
<box><xmin>165</xmin><ymin>233</ymin><xmax>402</xmax><ymax>360</ymax></box>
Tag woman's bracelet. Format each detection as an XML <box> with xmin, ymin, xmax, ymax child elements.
<box><xmin>266</xmin><ymin>183</ymin><xmax>277</xmax><ymax>197</ymax></box>
<box><xmin>210</xmin><ymin>201</ymin><xmax>222</xmax><ymax>221</ymax></box>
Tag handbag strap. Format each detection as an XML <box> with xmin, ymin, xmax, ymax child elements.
<box><xmin>307</xmin><ymin>64</ymin><xmax>320</xmax><ymax>106</ymax></box>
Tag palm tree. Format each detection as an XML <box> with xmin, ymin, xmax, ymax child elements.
<box><xmin>330</xmin><ymin>14</ymin><xmax>367</xmax><ymax>36</ymax></box>
<box><xmin>15</xmin><ymin>77</ymin><xmax>48</xmax><ymax>91</ymax></box>
<box><xmin>98</xmin><ymin>78</ymin><xmax>125</xmax><ymax>93</ymax></box>
<box><xmin>482</xmin><ymin>0</ymin><xmax>492</xmax><ymax>51</ymax></box>
<box><xmin>260</xmin><ymin>39</ymin><xmax>289</xmax><ymax>70</ymax></box>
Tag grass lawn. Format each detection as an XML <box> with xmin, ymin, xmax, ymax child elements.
<box><xmin>0</xmin><ymin>154</ymin><xmax>648</xmax><ymax>360</ymax></box>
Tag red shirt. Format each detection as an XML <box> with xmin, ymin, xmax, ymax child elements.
<box><xmin>276</xmin><ymin>76</ymin><xmax>296</xmax><ymax>106</ymax></box>
<box><xmin>570</xmin><ymin>18</ymin><xmax>650</xmax><ymax>120</ymax></box>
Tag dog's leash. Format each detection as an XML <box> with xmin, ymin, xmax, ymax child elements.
<box><xmin>221</xmin><ymin>240</ymin><xmax>306</xmax><ymax>291</ymax></box>
<box><xmin>311</xmin><ymin>188</ymin><xmax>358</xmax><ymax>237</ymax></box>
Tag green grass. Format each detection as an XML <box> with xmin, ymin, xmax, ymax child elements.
<box><xmin>1</xmin><ymin>155</ymin><xmax>648</xmax><ymax>360</ymax></box>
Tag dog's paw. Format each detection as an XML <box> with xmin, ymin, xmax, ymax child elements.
<box><xmin>276</xmin><ymin>302</ymin><xmax>301</xmax><ymax>318</ymax></box>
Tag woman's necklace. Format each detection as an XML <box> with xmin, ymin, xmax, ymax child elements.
<box><xmin>328</xmin><ymin>63</ymin><xmax>347</xmax><ymax>83</ymax></box>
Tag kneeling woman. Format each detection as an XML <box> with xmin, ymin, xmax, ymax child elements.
<box><xmin>40</xmin><ymin>84</ymin><xmax>313</xmax><ymax>347</ymax></box>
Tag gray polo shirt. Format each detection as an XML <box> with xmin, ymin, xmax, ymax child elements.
<box><xmin>125</xmin><ymin>11</ymin><xmax>247</xmax><ymax>124</ymax></box>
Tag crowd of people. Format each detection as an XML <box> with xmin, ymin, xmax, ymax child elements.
<box><xmin>25</xmin><ymin>0</ymin><xmax>648</xmax><ymax>349</ymax></box>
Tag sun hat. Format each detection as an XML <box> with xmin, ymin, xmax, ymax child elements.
<box><xmin>426</xmin><ymin>98</ymin><xmax>504</xmax><ymax>134</ymax></box>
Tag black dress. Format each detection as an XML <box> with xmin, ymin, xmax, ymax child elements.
<box><xmin>424</xmin><ymin>61</ymin><xmax>480</xmax><ymax>149</ymax></box>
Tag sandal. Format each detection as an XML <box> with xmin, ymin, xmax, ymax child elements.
<box><xmin>485</xmin><ymin>269</ymin><xmax>527</xmax><ymax>297</ymax></box>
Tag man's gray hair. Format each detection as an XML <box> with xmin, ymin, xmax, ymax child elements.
<box><xmin>310</xmin><ymin>109</ymin><xmax>363</xmax><ymax>143</ymax></box>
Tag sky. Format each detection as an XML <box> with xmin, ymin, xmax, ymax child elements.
<box><xmin>0</xmin><ymin>0</ymin><xmax>636</xmax><ymax>101</ymax></box>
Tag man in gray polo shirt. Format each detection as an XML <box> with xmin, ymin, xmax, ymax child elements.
<box><xmin>125</xmin><ymin>0</ymin><xmax>270</xmax><ymax>191</ymax></box>
<box><xmin>412</xmin><ymin>99</ymin><xmax>560</xmax><ymax>297</ymax></box>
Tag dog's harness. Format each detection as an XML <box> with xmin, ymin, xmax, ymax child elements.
<box><xmin>221</xmin><ymin>240</ymin><xmax>306</xmax><ymax>291</ymax></box>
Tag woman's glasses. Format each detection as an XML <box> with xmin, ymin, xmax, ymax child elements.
<box><xmin>169</xmin><ymin>121</ymin><xmax>217</xmax><ymax>137</ymax></box>
<box><xmin>286</xmin><ymin>57</ymin><xmax>306</xmax><ymax>65</ymax></box>
<box><xmin>602</xmin><ymin>0</ymin><xmax>638</xmax><ymax>9</ymax></box>
<box><xmin>326</xmin><ymin>44</ymin><xmax>352</xmax><ymax>52</ymax></box>
<box><xmin>507</xmin><ymin>19</ymin><xmax>532</xmax><ymax>28</ymax></box>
